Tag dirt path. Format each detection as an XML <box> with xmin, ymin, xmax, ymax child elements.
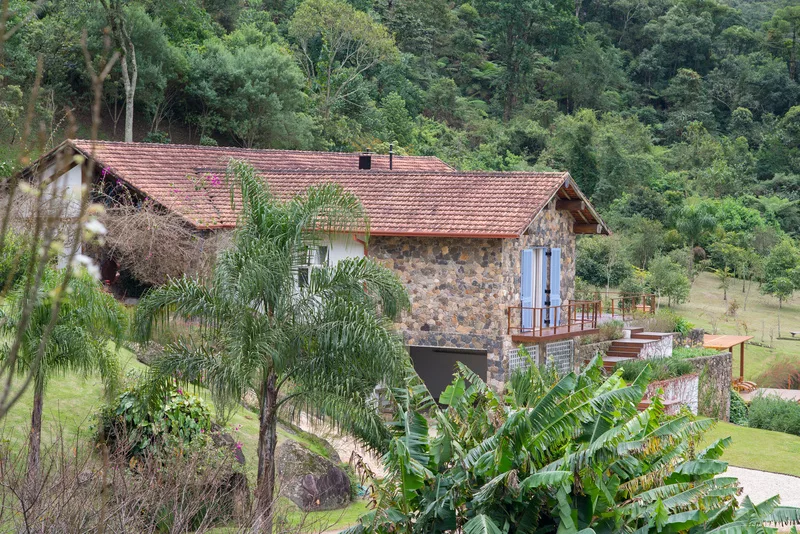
<box><xmin>727</xmin><ymin>466</ymin><xmax>800</xmax><ymax>507</ymax></box>
<box><xmin>741</xmin><ymin>388</ymin><xmax>800</xmax><ymax>402</ymax></box>
<box><xmin>294</xmin><ymin>413</ymin><xmax>386</xmax><ymax>477</ymax></box>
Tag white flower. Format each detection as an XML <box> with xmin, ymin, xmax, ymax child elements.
<box><xmin>72</xmin><ymin>254</ymin><xmax>101</xmax><ymax>280</ymax></box>
<box><xmin>84</xmin><ymin>218</ymin><xmax>107</xmax><ymax>236</ymax></box>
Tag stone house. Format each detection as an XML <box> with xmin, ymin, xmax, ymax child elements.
<box><xmin>23</xmin><ymin>140</ymin><xmax>609</xmax><ymax>395</ymax></box>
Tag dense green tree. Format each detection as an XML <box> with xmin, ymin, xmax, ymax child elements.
<box><xmin>625</xmin><ymin>216</ymin><xmax>666</xmax><ymax>269</ymax></box>
<box><xmin>134</xmin><ymin>161</ymin><xmax>410</xmax><ymax>531</ymax></box>
<box><xmin>576</xmin><ymin>235</ymin><xmax>631</xmax><ymax>291</ymax></box>
<box><xmin>549</xmin><ymin>35</ymin><xmax>627</xmax><ymax>112</ymax></box>
<box><xmin>676</xmin><ymin>203</ymin><xmax>718</xmax><ymax>277</ymax></box>
<box><xmin>380</xmin><ymin>91</ymin><xmax>414</xmax><ymax>146</ymax></box>
<box><xmin>474</xmin><ymin>0</ymin><xmax>578</xmax><ymax>118</ymax></box>
<box><xmin>662</xmin><ymin>69</ymin><xmax>716</xmax><ymax>140</ymax></box>
<box><xmin>184</xmin><ymin>35</ymin><xmax>312</xmax><ymax>148</ymax></box>
<box><xmin>761</xmin><ymin>240</ymin><xmax>800</xmax><ymax>307</ymax></box>
<box><xmin>766</xmin><ymin>6</ymin><xmax>800</xmax><ymax>82</ymax></box>
<box><xmin>646</xmin><ymin>255</ymin><xmax>691</xmax><ymax>305</ymax></box>
<box><xmin>289</xmin><ymin>0</ymin><xmax>398</xmax><ymax>120</ymax></box>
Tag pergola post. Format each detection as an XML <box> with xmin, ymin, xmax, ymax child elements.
<box><xmin>740</xmin><ymin>342</ymin><xmax>745</xmax><ymax>381</ymax></box>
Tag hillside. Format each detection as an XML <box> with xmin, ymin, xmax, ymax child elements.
<box><xmin>3</xmin><ymin>0</ymin><xmax>798</xmax><ymax>328</ymax></box>
<box><xmin>673</xmin><ymin>271</ymin><xmax>800</xmax><ymax>382</ymax></box>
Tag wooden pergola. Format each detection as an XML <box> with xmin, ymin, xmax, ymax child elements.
<box><xmin>703</xmin><ymin>334</ymin><xmax>754</xmax><ymax>381</ymax></box>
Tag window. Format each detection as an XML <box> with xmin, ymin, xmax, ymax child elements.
<box><xmin>297</xmin><ymin>266</ymin><xmax>310</xmax><ymax>288</ymax></box>
<box><xmin>297</xmin><ymin>245</ymin><xmax>329</xmax><ymax>288</ymax></box>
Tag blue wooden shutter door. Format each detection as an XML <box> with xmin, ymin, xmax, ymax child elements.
<box><xmin>550</xmin><ymin>248</ymin><xmax>562</xmax><ymax>325</ymax></box>
<box><xmin>521</xmin><ymin>249</ymin><xmax>533</xmax><ymax>330</ymax></box>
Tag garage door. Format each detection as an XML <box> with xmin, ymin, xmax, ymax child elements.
<box><xmin>409</xmin><ymin>346</ymin><xmax>488</xmax><ymax>401</ymax></box>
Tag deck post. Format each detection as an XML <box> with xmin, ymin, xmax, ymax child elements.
<box><xmin>740</xmin><ymin>343</ymin><xmax>745</xmax><ymax>381</ymax></box>
<box><xmin>567</xmin><ymin>303</ymin><xmax>572</xmax><ymax>332</ymax></box>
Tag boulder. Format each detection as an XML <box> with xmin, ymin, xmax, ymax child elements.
<box><xmin>210</xmin><ymin>423</ymin><xmax>246</xmax><ymax>465</ymax></box>
<box><xmin>276</xmin><ymin>439</ymin><xmax>351</xmax><ymax>511</ymax></box>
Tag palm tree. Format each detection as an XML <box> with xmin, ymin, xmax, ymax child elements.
<box><xmin>0</xmin><ymin>268</ymin><xmax>126</xmax><ymax>484</ymax></box>
<box><xmin>134</xmin><ymin>160</ymin><xmax>410</xmax><ymax>532</ymax></box>
<box><xmin>676</xmin><ymin>204</ymin><xmax>717</xmax><ymax>280</ymax></box>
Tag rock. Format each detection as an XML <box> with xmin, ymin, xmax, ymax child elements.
<box><xmin>135</xmin><ymin>342</ymin><xmax>164</xmax><ymax>366</ymax></box>
<box><xmin>77</xmin><ymin>471</ymin><xmax>94</xmax><ymax>486</ymax></box>
<box><xmin>276</xmin><ymin>439</ymin><xmax>351</xmax><ymax>512</ymax></box>
<box><xmin>210</xmin><ymin>423</ymin><xmax>246</xmax><ymax>465</ymax></box>
<box><xmin>242</xmin><ymin>389</ymin><xmax>258</xmax><ymax>411</ymax></box>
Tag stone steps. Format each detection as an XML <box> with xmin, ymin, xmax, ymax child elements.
<box><xmin>631</xmin><ymin>332</ymin><xmax>674</xmax><ymax>341</ymax></box>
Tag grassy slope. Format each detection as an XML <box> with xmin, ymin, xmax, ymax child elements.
<box><xmin>3</xmin><ymin>346</ymin><xmax>365</xmax><ymax>532</ymax></box>
<box><xmin>703</xmin><ymin>421</ymin><xmax>800</xmax><ymax>477</ymax></box>
<box><xmin>671</xmin><ymin>272</ymin><xmax>800</xmax><ymax>381</ymax></box>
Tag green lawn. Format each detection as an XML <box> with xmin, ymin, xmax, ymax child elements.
<box><xmin>702</xmin><ymin>421</ymin><xmax>800</xmax><ymax>477</ymax></box>
<box><xmin>2</xmin><ymin>345</ymin><xmax>363</xmax><ymax>532</ymax></box>
<box><xmin>671</xmin><ymin>272</ymin><xmax>800</xmax><ymax>383</ymax></box>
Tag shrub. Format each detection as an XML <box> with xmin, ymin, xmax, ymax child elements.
<box><xmin>0</xmin><ymin>231</ymin><xmax>32</xmax><ymax>289</ymax></box>
<box><xmin>755</xmin><ymin>358</ymin><xmax>800</xmax><ymax>389</ymax></box>
<box><xmin>351</xmin><ymin>360</ymin><xmax>800</xmax><ymax>532</ymax></box>
<box><xmin>730</xmin><ymin>389</ymin><xmax>749</xmax><ymax>426</ymax></box>
<box><xmin>143</xmin><ymin>130</ymin><xmax>170</xmax><ymax>144</ymax></box>
<box><xmin>0</xmin><ymin>427</ymin><xmax>248</xmax><ymax>532</ymax></box>
<box><xmin>97</xmin><ymin>378</ymin><xmax>212</xmax><ymax>457</ymax></box>
<box><xmin>636</xmin><ymin>308</ymin><xmax>693</xmax><ymax>335</ymax></box>
<box><xmin>748</xmin><ymin>395</ymin><xmax>800</xmax><ymax>437</ymax></box>
<box><xmin>582</xmin><ymin>319</ymin><xmax>624</xmax><ymax>344</ymax></box>
<box><xmin>672</xmin><ymin>346</ymin><xmax>719</xmax><ymax>359</ymax></box>
<box><xmin>615</xmin><ymin>356</ymin><xmax>695</xmax><ymax>382</ymax></box>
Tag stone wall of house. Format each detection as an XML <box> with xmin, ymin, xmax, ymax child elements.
<box><xmin>368</xmin><ymin>205</ymin><xmax>577</xmax><ymax>390</ymax></box>
<box><xmin>368</xmin><ymin>236</ymin><xmax>508</xmax><ymax>389</ymax></box>
<box><xmin>500</xmin><ymin>203</ymin><xmax>577</xmax><ymax>371</ymax></box>
<box><xmin>502</xmin><ymin>202</ymin><xmax>576</xmax><ymax>309</ymax></box>
<box><xmin>686</xmin><ymin>352</ymin><xmax>732</xmax><ymax>421</ymax></box>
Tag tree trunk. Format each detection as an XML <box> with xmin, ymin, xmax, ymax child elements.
<box><xmin>253</xmin><ymin>370</ymin><xmax>279</xmax><ymax>533</ymax></box>
<box><xmin>103</xmin><ymin>0</ymin><xmax>137</xmax><ymax>142</ymax></box>
<box><xmin>26</xmin><ymin>377</ymin><xmax>45</xmax><ymax>508</ymax></box>
<box><xmin>120</xmin><ymin>47</ymin><xmax>137</xmax><ymax>143</ymax></box>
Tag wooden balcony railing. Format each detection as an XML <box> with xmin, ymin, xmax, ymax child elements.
<box><xmin>607</xmin><ymin>294</ymin><xmax>657</xmax><ymax>319</ymax></box>
<box><xmin>507</xmin><ymin>300</ymin><xmax>601</xmax><ymax>341</ymax></box>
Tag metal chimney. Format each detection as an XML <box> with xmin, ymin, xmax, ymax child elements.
<box><xmin>359</xmin><ymin>149</ymin><xmax>372</xmax><ymax>170</ymax></box>
<box><xmin>389</xmin><ymin>142</ymin><xmax>394</xmax><ymax>170</ymax></box>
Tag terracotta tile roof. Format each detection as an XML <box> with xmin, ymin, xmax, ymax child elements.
<box><xmin>56</xmin><ymin>140</ymin><xmax>607</xmax><ymax>237</ymax></box>
<box><xmin>69</xmin><ymin>140</ymin><xmax>453</xmax><ymax>173</ymax></box>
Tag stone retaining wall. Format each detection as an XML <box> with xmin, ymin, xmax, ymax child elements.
<box><xmin>576</xmin><ymin>340</ymin><xmax>614</xmax><ymax>369</ymax></box>
<box><xmin>646</xmin><ymin>374</ymin><xmax>699</xmax><ymax>415</ymax></box>
<box><xmin>640</xmin><ymin>334</ymin><xmax>674</xmax><ymax>359</ymax></box>
<box><xmin>686</xmin><ymin>351</ymin><xmax>732</xmax><ymax>421</ymax></box>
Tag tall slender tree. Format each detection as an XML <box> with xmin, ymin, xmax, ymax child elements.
<box><xmin>101</xmin><ymin>0</ymin><xmax>137</xmax><ymax>142</ymax></box>
<box><xmin>134</xmin><ymin>160</ymin><xmax>410</xmax><ymax>532</ymax></box>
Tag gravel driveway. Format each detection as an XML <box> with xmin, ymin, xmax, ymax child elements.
<box><xmin>727</xmin><ymin>466</ymin><xmax>800</xmax><ymax>507</ymax></box>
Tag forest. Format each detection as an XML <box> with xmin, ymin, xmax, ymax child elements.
<box><xmin>1</xmin><ymin>0</ymin><xmax>800</xmax><ymax>300</ymax></box>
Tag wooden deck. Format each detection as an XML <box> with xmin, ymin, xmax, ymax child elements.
<box><xmin>508</xmin><ymin>301</ymin><xmax>601</xmax><ymax>342</ymax></box>
<box><xmin>511</xmin><ymin>324</ymin><xmax>600</xmax><ymax>342</ymax></box>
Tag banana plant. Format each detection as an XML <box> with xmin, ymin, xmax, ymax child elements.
<box><xmin>345</xmin><ymin>357</ymin><xmax>800</xmax><ymax>534</ymax></box>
